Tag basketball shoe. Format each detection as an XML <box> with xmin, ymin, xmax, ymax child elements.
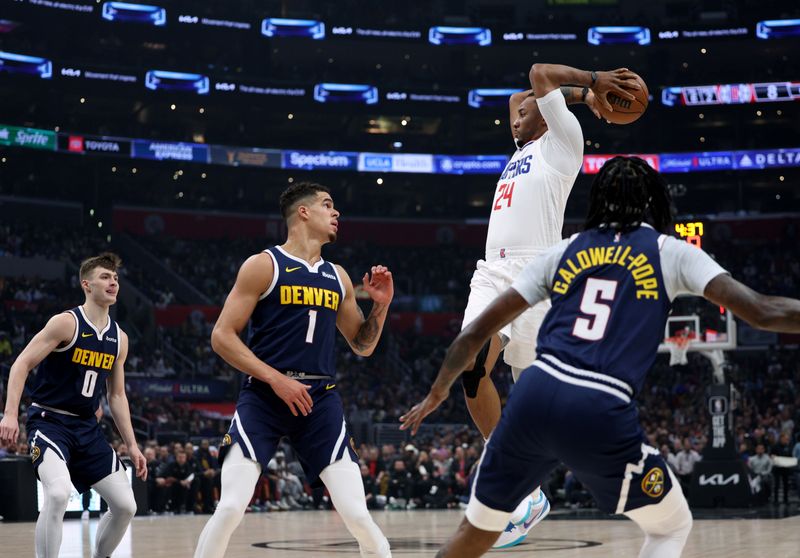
<box><xmin>492</xmin><ymin>490</ymin><xmax>550</xmax><ymax>549</ymax></box>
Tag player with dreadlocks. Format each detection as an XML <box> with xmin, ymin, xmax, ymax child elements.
<box><xmin>401</xmin><ymin>155</ymin><xmax>800</xmax><ymax>558</ymax></box>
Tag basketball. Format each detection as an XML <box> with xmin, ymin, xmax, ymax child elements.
<box><xmin>597</xmin><ymin>73</ymin><xmax>649</xmax><ymax>125</ymax></box>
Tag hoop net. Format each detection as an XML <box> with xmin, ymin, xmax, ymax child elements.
<box><xmin>665</xmin><ymin>331</ymin><xmax>695</xmax><ymax>366</ymax></box>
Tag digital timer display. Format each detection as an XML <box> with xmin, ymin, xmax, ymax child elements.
<box><xmin>675</xmin><ymin>221</ymin><xmax>704</xmax><ymax>247</ymax></box>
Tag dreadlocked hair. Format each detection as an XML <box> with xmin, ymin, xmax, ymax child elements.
<box><xmin>583</xmin><ymin>156</ymin><xmax>674</xmax><ymax>233</ymax></box>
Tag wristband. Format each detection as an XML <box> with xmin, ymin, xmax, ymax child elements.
<box><xmin>581</xmin><ymin>86</ymin><xmax>589</xmax><ymax>102</ymax></box>
<box><xmin>590</xmin><ymin>70</ymin><xmax>598</xmax><ymax>85</ymax></box>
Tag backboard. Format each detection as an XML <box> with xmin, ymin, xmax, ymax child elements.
<box><xmin>658</xmin><ymin>294</ymin><xmax>737</xmax><ymax>353</ymax></box>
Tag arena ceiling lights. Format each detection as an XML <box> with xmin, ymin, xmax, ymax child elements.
<box><xmin>0</xmin><ymin>51</ymin><xmax>52</xmax><ymax>79</ymax></box>
<box><xmin>101</xmin><ymin>2</ymin><xmax>166</xmax><ymax>26</ymax></box>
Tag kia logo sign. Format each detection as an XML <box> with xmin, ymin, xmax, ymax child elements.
<box><xmin>698</xmin><ymin>473</ymin><xmax>740</xmax><ymax>486</ymax></box>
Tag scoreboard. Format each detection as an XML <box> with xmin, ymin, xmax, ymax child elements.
<box><xmin>674</xmin><ymin>221</ymin><xmax>704</xmax><ymax>248</ymax></box>
<box><xmin>662</xmin><ymin>81</ymin><xmax>800</xmax><ymax>106</ymax></box>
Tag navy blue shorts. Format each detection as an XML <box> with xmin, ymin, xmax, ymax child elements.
<box><xmin>221</xmin><ymin>380</ymin><xmax>358</xmax><ymax>485</ymax></box>
<box><xmin>473</xmin><ymin>363</ymin><xmax>673</xmax><ymax>515</ymax></box>
<box><xmin>27</xmin><ymin>407</ymin><xmax>125</xmax><ymax>493</ymax></box>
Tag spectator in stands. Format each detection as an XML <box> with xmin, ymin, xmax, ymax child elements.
<box><xmin>143</xmin><ymin>447</ymin><xmax>161</xmax><ymax>513</ymax></box>
<box><xmin>450</xmin><ymin>445</ymin><xmax>473</xmax><ymax>499</ymax></box>
<box><xmin>155</xmin><ymin>450</ymin><xmax>197</xmax><ymax>514</ymax></box>
<box><xmin>196</xmin><ymin>439</ymin><xmax>220</xmax><ymax>513</ymax></box>
<box><xmin>673</xmin><ymin>438</ymin><xmax>702</xmax><ymax>492</ymax></box>
<box><xmin>387</xmin><ymin>458</ymin><xmax>414</xmax><ymax>509</ymax></box>
<box><xmin>360</xmin><ymin>463</ymin><xmax>383</xmax><ymax>510</ymax></box>
<box><xmin>770</xmin><ymin>433</ymin><xmax>793</xmax><ymax>504</ymax></box>
<box><xmin>660</xmin><ymin>443</ymin><xmax>679</xmax><ymax>473</ymax></box>
<box><xmin>748</xmin><ymin>443</ymin><xmax>773</xmax><ymax>502</ymax></box>
<box><xmin>267</xmin><ymin>451</ymin><xmax>306</xmax><ymax>510</ymax></box>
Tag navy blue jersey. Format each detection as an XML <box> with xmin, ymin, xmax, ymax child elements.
<box><xmin>536</xmin><ymin>226</ymin><xmax>670</xmax><ymax>395</ymax></box>
<box><xmin>245</xmin><ymin>246</ymin><xmax>345</xmax><ymax>391</ymax></box>
<box><xmin>29</xmin><ymin>306</ymin><xmax>119</xmax><ymax>418</ymax></box>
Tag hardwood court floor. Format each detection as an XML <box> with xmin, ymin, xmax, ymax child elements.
<box><xmin>1</xmin><ymin>509</ymin><xmax>799</xmax><ymax>557</ymax></box>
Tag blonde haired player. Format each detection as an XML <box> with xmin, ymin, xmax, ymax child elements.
<box><xmin>460</xmin><ymin>62</ymin><xmax>640</xmax><ymax>547</ymax></box>
<box><xmin>0</xmin><ymin>253</ymin><xmax>146</xmax><ymax>558</ymax></box>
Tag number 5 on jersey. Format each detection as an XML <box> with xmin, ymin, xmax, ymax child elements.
<box><xmin>572</xmin><ymin>278</ymin><xmax>618</xmax><ymax>341</ymax></box>
<box><xmin>493</xmin><ymin>182</ymin><xmax>515</xmax><ymax>211</ymax></box>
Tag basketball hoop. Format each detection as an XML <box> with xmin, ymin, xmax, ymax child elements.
<box><xmin>665</xmin><ymin>333</ymin><xmax>693</xmax><ymax>366</ymax></box>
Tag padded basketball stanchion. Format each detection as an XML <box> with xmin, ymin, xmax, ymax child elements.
<box><xmin>689</xmin><ymin>381</ymin><xmax>752</xmax><ymax>507</ymax></box>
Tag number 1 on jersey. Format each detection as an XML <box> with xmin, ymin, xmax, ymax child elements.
<box><xmin>493</xmin><ymin>181</ymin><xmax>515</xmax><ymax>211</ymax></box>
<box><xmin>305</xmin><ymin>309</ymin><xmax>318</xmax><ymax>343</ymax></box>
<box><xmin>572</xmin><ymin>278</ymin><xmax>617</xmax><ymax>341</ymax></box>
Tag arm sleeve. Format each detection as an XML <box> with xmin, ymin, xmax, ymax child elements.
<box><xmin>511</xmin><ymin>239</ymin><xmax>570</xmax><ymax>306</ymax></box>
<box><xmin>659</xmin><ymin>236</ymin><xmax>729</xmax><ymax>301</ymax></box>
<box><xmin>537</xmin><ymin>89</ymin><xmax>584</xmax><ymax>177</ymax></box>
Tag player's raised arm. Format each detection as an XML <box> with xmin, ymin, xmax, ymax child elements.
<box><xmin>703</xmin><ymin>275</ymin><xmax>800</xmax><ymax>332</ymax></box>
<box><xmin>0</xmin><ymin>313</ymin><xmax>75</xmax><ymax>444</ymax></box>
<box><xmin>211</xmin><ymin>253</ymin><xmax>313</xmax><ymax>416</ymax></box>
<box><xmin>530</xmin><ymin>63</ymin><xmax>639</xmax><ymax>110</ymax></box>
<box><xmin>107</xmin><ymin>329</ymin><xmax>147</xmax><ymax>480</ymax></box>
<box><xmin>335</xmin><ymin>264</ymin><xmax>393</xmax><ymax>357</ymax></box>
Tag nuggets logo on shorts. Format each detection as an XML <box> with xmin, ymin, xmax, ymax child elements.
<box><xmin>641</xmin><ymin>467</ymin><xmax>665</xmax><ymax>498</ymax></box>
<box><xmin>222</xmin><ymin>434</ymin><xmax>232</xmax><ymax>446</ymax></box>
<box><xmin>31</xmin><ymin>445</ymin><xmax>41</xmax><ymax>463</ymax></box>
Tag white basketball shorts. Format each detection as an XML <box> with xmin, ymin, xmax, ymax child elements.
<box><xmin>462</xmin><ymin>248</ymin><xmax>550</xmax><ymax>371</ymax></box>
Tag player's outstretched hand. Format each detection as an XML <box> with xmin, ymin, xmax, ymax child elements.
<box><xmin>272</xmin><ymin>375</ymin><xmax>313</xmax><ymax>417</ymax></box>
<box><xmin>591</xmin><ymin>68</ymin><xmax>640</xmax><ymax>112</ymax></box>
<box><xmin>130</xmin><ymin>446</ymin><xmax>148</xmax><ymax>481</ymax></box>
<box><xmin>399</xmin><ymin>387</ymin><xmax>448</xmax><ymax>436</ymax></box>
<box><xmin>0</xmin><ymin>414</ymin><xmax>19</xmax><ymax>445</ymax></box>
<box><xmin>362</xmin><ymin>265</ymin><xmax>394</xmax><ymax>305</ymax></box>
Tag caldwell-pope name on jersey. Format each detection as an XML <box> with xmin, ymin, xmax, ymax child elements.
<box><xmin>71</xmin><ymin>347</ymin><xmax>115</xmax><ymax>370</ymax></box>
<box><xmin>553</xmin><ymin>245</ymin><xmax>660</xmax><ymax>300</ymax></box>
<box><xmin>279</xmin><ymin>285</ymin><xmax>340</xmax><ymax>310</ymax></box>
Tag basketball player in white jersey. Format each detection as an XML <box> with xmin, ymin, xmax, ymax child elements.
<box><xmin>459</xmin><ymin>63</ymin><xmax>640</xmax><ymax>547</ymax></box>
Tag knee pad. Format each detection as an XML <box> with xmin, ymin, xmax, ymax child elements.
<box><xmin>461</xmin><ymin>340</ymin><xmax>491</xmax><ymax>399</ymax></box>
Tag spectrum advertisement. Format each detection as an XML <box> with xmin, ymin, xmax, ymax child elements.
<box><xmin>2</xmin><ymin>122</ymin><xmax>799</xmax><ymax>176</ymax></box>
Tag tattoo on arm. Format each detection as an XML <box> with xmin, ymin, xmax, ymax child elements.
<box><xmin>351</xmin><ymin>304</ymin><xmax>386</xmax><ymax>352</ymax></box>
<box><xmin>560</xmin><ymin>86</ymin><xmax>582</xmax><ymax>105</ymax></box>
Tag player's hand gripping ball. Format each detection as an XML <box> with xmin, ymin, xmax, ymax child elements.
<box><xmin>596</xmin><ymin>72</ymin><xmax>649</xmax><ymax>125</ymax></box>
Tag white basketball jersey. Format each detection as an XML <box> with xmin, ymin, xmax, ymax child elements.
<box><xmin>485</xmin><ymin>89</ymin><xmax>584</xmax><ymax>256</ymax></box>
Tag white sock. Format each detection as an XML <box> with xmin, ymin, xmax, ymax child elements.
<box><xmin>92</xmin><ymin>469</ymin><xmax>137</xmax><ymax>558</ymax></box>
<box><xmin>320</xmin><ymin>458</ymin><xmax>392</xmax><ymax>558</ymax></box>
<box><xmin>35</xmin><ymin>450</ymin><xmax>72</xmax><ymax>558</ymax></box>
<box><xmin>194</xmin><ymin>444</ymin><xmax>261</xmax><ymax>558</ymax></box>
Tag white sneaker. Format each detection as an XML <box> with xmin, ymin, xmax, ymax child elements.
<box><xmin>492</xmin><ymin>491</ymin><xmax>550</xmax><ymax>549</ymax></box>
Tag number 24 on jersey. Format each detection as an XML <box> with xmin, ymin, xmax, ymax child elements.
<box><xmin>494</xmin><ymin>182</ymin><xmax>515</xmax><ymax>211</ymax></box>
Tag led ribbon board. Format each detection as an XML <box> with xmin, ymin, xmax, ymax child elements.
<box><xmin>756</xmin><ymin>19</ymin><xmax>800</xmax><ymax>39</ymax></box>
<box><xmin>428</xmin><ymin>26</ymin><xmax>491</xmax><ymax>46</ymax></box>
<box><xmin>261</xmin><ymin>18</ymin><xmax>325</xmax><ymax>39</ymax></box>
<box><xmin>0</xmin><ymin>51</ymin><xmax>52</xmax><ymax>79</ymax></box>
<box><xmin>588</xmin><ymin>26</ymin><xmax>651</xmax><ymax>45</ymax></box>
<box><xmin>467</xmin><ymin>88</ymin><xmax>524</xmax><ymax>108</ymax></box>
<box><xmin>145</xmin><ymin>70</ymin><xmax>209</xmax><ymax>94</ymax></box>
<box><xmin>101</xmin><ymin>2</ymin><xmax>166</xmax><ymax>26</ymax></box>
<box><xmin>313</xmin><ymin>83</ymin><xmax>378</xmax><ymax>104</ymax></box>
<box><xmin>662</xmin><ymin>82</ymin><xmax>800</xmax><ymax>106</ymax></box>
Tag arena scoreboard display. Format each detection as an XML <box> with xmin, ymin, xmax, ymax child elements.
<box><xmin>674</xmin><ymin>221</ymin><xmax>704</xmax><ymax>248</ymax></box>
